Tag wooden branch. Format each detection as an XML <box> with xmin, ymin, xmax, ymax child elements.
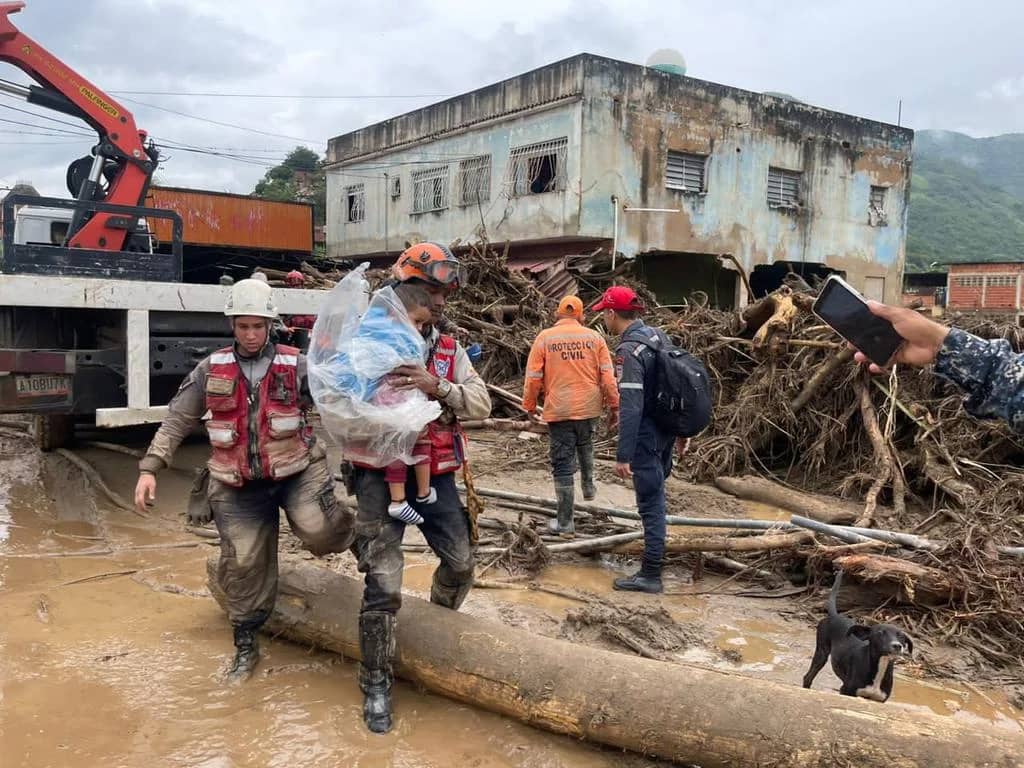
<box><xmin>832</xmin><ymin>553</ymin><xmax>964</xmax><ymax>603</ymax></box>
<box><xmin>56</xmin><ymin>448</ymin><xmax>141</xmax><ymax>516</ymax></box>
<box><xmin>713</xmin><ymin>476</ymin><xmax>859</xmax><ymax>524</ymax></box>
<box><xmin>790</xmin><ymin>348</ymin><xmax>854</xmax><ymax>413</ymax></box>
<box><xmin>546</xmin><ymin>532</ymin><xmax>644</xmax><ymax>553</ymax></box>
<box><xmin>614</xmin><ymin>530</ymin><xmax>813</xmax><ymax>555</ymax></box>
<box><xmin>855</xmin><ymin>376</ymin><xmax>892</xmax><ymax>528</ymax></box>
<box><xmin>462</xmin><ymin>419</ymin><xmax>548</xmax><ymax>433</ymax></box>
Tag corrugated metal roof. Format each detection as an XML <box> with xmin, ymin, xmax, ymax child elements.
<box><xmin>507</xmin><ymin>256</ymin><xmax>578</xmax><ymax>300</ymax></box>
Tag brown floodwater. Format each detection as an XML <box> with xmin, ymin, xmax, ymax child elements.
<box><xmin>2</xmin><ymin>436</ymin><xmax>1020</xmax><ymax>768</ymax></box>
<box><xmin>0</xmin><ymin>440</ymin><xmax>653</xmax><ymax>768</ymax></box>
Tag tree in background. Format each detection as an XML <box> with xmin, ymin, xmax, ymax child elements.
<box><xmin>254</xmin><ymin>146</ymin><xmax>326</xmax><ymax>227</ymax></box>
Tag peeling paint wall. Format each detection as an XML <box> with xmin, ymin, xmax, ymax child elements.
<box><xmin>325</xmin><ymin>54</ymin><xmax>913</xmax><ymax>303</ymax></box>
<box><xmin>578</xmin><ymin>57</ymin><xmax>913</xmax><ymax>303</ymax></box>
<box><xmin>327</xmin><ymin>101</ymin><xmax>585</xmax><ymax>257</ymax></box>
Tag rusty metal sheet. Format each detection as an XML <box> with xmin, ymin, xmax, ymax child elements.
<box><xmin>145</xmin><ymin>186</ymin><xmax>313</xmax><ymax>253</ymax></box>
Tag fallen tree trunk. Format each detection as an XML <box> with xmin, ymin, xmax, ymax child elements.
<box><xmin>614</xmin><ymin>530</ymin><xmax>813</xmax><ymax>555</ymax></box>
<box><xmin>715</xmin><ymin>475</ymin><xmax>860</xmax><ymax>524</ymax></box>
<box><xmin>207</xmin><ymin>556</ymin><xmax>1024</xmax><ymax>767</ymax></box>
<box><xmin>832</xmin><ymin>553</ymin><xmax>965</xmax><ymax>603</ymax></box>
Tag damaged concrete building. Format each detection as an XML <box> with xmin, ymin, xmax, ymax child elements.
<box><xmin>325</xmin><ymin>54</ymin><xmax>913</xmax><ymax>307</ymax></box>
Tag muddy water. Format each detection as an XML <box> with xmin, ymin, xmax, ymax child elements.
<box><xmin>0</xmin><ymin>442</ymin><xmax>649</xmax><ymax>768</ymax></box>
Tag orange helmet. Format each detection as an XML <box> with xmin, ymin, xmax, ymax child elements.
<box><xmin>392</xmin><ymin>242</ymin><xmax>465</xmax><ymax>288</ymax></box>
<box><xmin>285</xmin><ymin>270</ymin><xmax>304</xmax><ymax>287</ymax></box>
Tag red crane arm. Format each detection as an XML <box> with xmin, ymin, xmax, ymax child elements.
<box><xmin>0</xmin><ymin>1</ymin><xmax>156</xmax><ymax>251</ymax></box>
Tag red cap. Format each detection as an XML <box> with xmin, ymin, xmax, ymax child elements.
<box><xmin>592</xmin><ymin>286</ymin><xmax>644</xmax><ymax>312</ymax></box>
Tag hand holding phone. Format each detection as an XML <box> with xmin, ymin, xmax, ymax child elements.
<box><xmin>812</xmin><ymin>276</ymin><xmax>904</xmax><ymax>367</ymax></box>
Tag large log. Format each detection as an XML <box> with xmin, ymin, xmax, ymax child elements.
<box><xmin>715</xmin><ymin>475</ymin><xmax>861</xmax><ymax>524</ymax></box>
<box><xmin>207</xmin><ymin>556</ymin><xmax>1024</xmax><ymax>768</ymax></box>
<box><xmin>832</xmin><ymin>553</ymin><xmax>965</xmax><ymax>603</ymax></box>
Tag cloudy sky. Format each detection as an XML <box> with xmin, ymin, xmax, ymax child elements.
<box><xmin>1</xmin><ymin>0</ymin><xmax>1021</xmax><ymax>197</ymax></box>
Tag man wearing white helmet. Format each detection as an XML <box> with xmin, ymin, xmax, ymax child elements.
<box><xmin>132</xmin><ymin>278</ymin><xmax>356</xmax><ymax>682</ymax></box>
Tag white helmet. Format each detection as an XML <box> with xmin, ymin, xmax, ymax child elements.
<box><xmin>225</xmin><ymin>278</ymin><xmax>277</xmax><ymax>318</ymax></box>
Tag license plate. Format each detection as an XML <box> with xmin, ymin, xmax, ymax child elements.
<box><xmin>15</xmin><ymin>374</ymin><xmax>71</xmax><ymax>398</ymax></box>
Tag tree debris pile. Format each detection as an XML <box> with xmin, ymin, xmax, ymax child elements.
<box><xmin>295</xmin><ymin>241</ymin><xmax>1024</xmax><ymax>669</ymax></box>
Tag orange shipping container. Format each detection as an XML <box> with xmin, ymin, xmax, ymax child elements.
<box><xmin>145</xmin><ymin>186</ymin><xmax>313</xmax><ymax>253</ymax></box>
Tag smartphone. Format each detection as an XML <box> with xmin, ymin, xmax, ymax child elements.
<box><xmin>812</xmin><ymin>275</ymin><xmax>903</xmax><ymax>367</ymax></box>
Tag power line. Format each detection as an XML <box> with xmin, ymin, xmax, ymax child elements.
<box><xmin>120</xmin><ymin>96</ymin><xmax>320</xmax><ymax>144</ymax></box>
<box><xmin>110</xmin><ymin>90</ymin><xmax>453</xmax><ymax>100</ymax></box>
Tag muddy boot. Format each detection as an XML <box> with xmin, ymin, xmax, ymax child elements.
<box><xmin>579</xmin><ymin>449</ymin><xmax>597</xmax><ymax>501</ymax></box>
<box><xmin>547</xmin><ymin>478</ymin><xmax>576</xmax><ymax>538</ymax></box>
<box><xmin>359</xmin><ymin>611</ymin><xmax>396</xmax><ymax>734</ymax></box>
<box><xmin>430</xmin><ymin>569</ymin><xmax>473</xmax><ymax>611</ymax></box>
<box><xmin>613</xmin><ymin>569</ymin><xmax>664</xmax><ymax>594</ymax></box>
<box><xmin>226</xmin><ymin>624</ymin><xmax>260</xmax><ymax>683</ymax></box>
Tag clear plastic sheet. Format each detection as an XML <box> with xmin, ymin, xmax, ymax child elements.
<box><xmin>308</xmin><ymin>264</ymin><xmax>440</xmax><ymax>465</ymax></box>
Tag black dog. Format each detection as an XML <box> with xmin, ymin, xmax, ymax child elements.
<box><xmin>802</xmin><ymin>570</ymin><xmax>913</xmax><ymax>702</ymax></box>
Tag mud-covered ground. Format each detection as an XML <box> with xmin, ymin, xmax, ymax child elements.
<box><xmin>1</xmin><ymin>428</ymin><xmax>1020</xmax><ymax>768</ymax></box>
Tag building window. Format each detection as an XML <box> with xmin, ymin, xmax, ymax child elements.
<box><xmin>954</xmin><ymin>275</ymin><xmax>983</xmax><ymax>288</ymax></box>
<box><xmin>666</xmin><ymin>150</ymin><xmax>707</xmax><ymax>192</ymax></box>
<box><xmin>987</xmin><ymin>275</ymin><xmax>1017</xmax><ymax>287</ymax></box>
<box><xmin>345</xmin><ymin>184</ymin><xmax>365</xmax><ymax>223</ymax></box>
<box><xmin>412</xmin><ymin>165</ymin><xmax>449</xmax><ymax>213</ymax></box>
<box><xmin>508</xmin><ymin>137</ymin><xmax>568</xmax><ymax>196</ymax></box>
<box><xmin>869</xmin><ymin>185</ymin><xmax>888</xmax><ymax>226</ymax></box>
<box><xmin>457</xmin><ymin>155</ymin><xmax>491</xmax><ymax>206</ymax></box>
<box><xmin>767</xmin><ymin>166</ymin><xmax>801</xmax><ymax>207</ymax></box>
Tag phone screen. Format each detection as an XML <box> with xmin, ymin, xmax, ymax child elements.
<box><xmin>812</xmin><ymin>277</ymin><xmax>903</xmax><ymax>366</ymax></box>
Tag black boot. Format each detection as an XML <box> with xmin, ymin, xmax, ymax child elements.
<box><xmin>547</xmin><ymin>478</ymin><xmax>575</xmax><ymax>537</ymax></box>
<box><xmin>226</xmin><ymin>623</ymin><xmax>260</xmax><ymax>683</ymax></box>
<box><xmin>359</xmin><ymin>611</ymin><xmax>396</xmax><ymax>734</ymax></box>
<box><xmin>613</xmin><ymin>569</ymin><xmax>664</xmax><ymax>594</ymax></box>
<box><xmin>579</xmin><ymin>449</ymin><xmax>597</xmax><ymax>501</ymax></box>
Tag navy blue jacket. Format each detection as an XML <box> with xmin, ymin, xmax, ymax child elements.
<box><xmin>935</xmin><ymin>328</ymin><xmax>1024</xmax><ymax>433</ymax></box>
<box><xmin>614</xmin><ymin>320</ymin><xmax>671</xmax><ymax>463</ymax></box>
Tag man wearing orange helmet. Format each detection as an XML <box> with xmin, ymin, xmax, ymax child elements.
<box><xmin>344</xmin><ymin>241</ymin><xmax>491</xmax><ymax>734</ymax></box>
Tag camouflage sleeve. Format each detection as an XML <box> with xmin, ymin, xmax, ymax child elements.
<box><xmin>934</xmin><ymin>328</ymin><xmax>1024</xmax><ymax>433</ymax></box>
<box><xmin>138</xmin><ymin>358</ymin><xmax>211</xmax><ymax>473</ymax></box>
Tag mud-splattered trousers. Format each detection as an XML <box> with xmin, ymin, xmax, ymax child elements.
<box><xmin>352</xmin><ymin>467</ymin><xmax>475</xmax><ymax>613</ymax></box>
<box><xmin>935</xmin><ymin>328</ymin><xmax>1024</xmax><ymax>434</ymax></box>
<box><xmin>210</xmin><ymin>447</ymin><xmax>354</xmax><ymax>630</ymax></box>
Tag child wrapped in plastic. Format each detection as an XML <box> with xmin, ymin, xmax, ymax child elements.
<box><xmin>308</xmin><ymin>265</ymin><xmax>442</xmax><ymax>523</ymax></box>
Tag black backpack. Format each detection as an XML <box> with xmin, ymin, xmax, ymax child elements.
<box><xmin>634</xmin><ymin>334</ymin><xmax>713</xmax><ymax>438</ymax></box>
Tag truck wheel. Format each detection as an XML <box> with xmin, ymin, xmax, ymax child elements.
<box><xmin>31</xmin><ymin>414</ymin><xmax>75</xmax><ymax>451</ymax></box>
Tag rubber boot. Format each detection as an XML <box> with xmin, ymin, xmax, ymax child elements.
<box><xmin>579</xmin><ymin>447</ymin><xmax>597</xmax><ymax>501</ymax></box>
<box><xmin>547</xmin><ymin>478</ymin><xmax>576</xmax><ymax>538</ymax></box>
<box><xmin>359</xmin><ymin>611</ymin><xmax>396</xmax><ymax>734</ymax></box>
<box><xmin>430</xmin><ymin>569</ymin><xmax>473</xmax><ymax>611</ymax></box>
<box><xmin>226</xmin><ymin>623</ymin><xmax>260</xmax><ymax>683</ymax></box>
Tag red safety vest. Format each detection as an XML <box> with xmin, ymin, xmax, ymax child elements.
<box><xmin>347</xmin><ymin>333</ymin><xmax>465</xmax><ymax>475</ymax></box>
<box><xmin>204</xmin><ymin>344</ymin><xmax>312</xmax><ymax>487</ymax></box>
<box><xmin>425</xmin><ymin>335</ymin><xmax>464</xmax><ymax>475</ymax></box>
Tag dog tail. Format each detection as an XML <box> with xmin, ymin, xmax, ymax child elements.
<box><xmin>828</xmin><ymin>569</ymin><xmax>844</xmax><ymax>618</ymax></box>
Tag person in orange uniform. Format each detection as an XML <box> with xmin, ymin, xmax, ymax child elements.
<box><xmin>522</xmin><ymin>295</ymin><xmax>619</xmax><ymax>536</ymax></box>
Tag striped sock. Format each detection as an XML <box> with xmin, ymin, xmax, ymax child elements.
<box><xmin>388</xmin><ymin>501</ymin><xmax>424</xmax><ymax>526</ymax></box>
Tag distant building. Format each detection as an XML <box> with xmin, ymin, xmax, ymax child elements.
<box><xmin>946</xmin><ymin>261</ymin><xmax>1024</xmax><ymax>317</ymax></box>
<box><xmin>325</xmin><ymin>54</ymin><xmax>913</xmax><ymax>307</ymax></box>
<box><xmin>902</xmin><ymin>271</ymin><xmax>947</xmax><ymax>311</ymax></box>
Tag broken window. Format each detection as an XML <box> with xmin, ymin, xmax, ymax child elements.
<box><xmin>345</xmin><ymin>184</ymin><xmax>365</xmax><ymax>223</ymax></box>
<box><xmin>869</xmin><ymin>185</ymin><xmax>888</xmax><ymax>226</ymax></box>
<box><xmin>457</xmin><ymin>155</ymin><xmax>491</xmax><ymax>206</ymax></box>
<box><xmin>767</xmin><ymin>166</ymin><xmax>801</xmax><ymax>208</ymax></box>
<box><xmin>666</xmin><ymin>150</ymin><xmax>708</xmax><ymax>192</ymax></box>
<box><xmin>412</xmin><ymin>165</ymin><xmax>449</xmax><ymax>213</ymax></box>
<box><xmin>508</xmin><ymin>137</ymin><xmax>568</xmax><ymax>196</ymax></box>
